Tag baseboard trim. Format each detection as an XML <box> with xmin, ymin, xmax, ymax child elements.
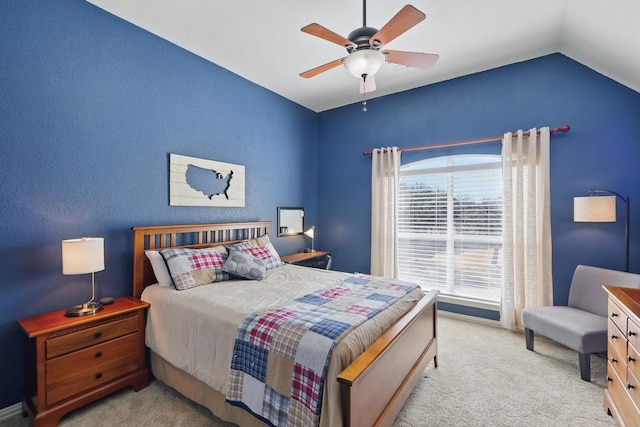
<box><xmin>0</xmin><ymin>402</ymin><xmax>22</xmax><ymax>422</ymax></box>
<box><xmin>437</xmin><ymin>308</ymin><xmax>501</xmax><ymax>327</ymax></box>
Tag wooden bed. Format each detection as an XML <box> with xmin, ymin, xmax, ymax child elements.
<box><xmin>132</xmin><ymin>221</ymin><xmax>438</xmax><ymax>427</ymax></box>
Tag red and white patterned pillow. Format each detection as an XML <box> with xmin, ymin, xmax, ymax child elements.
<box><xmin>160</xmin><ymin>246</ymin><xmax>229</xmax><ymax>290</ymax></box>
<box><xmin>226</xmin><ymin>234</ymin><xmax>284</xmax><ymax>270</ymax></box>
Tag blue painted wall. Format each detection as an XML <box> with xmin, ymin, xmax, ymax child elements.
<box><xmin>317</xmin><ymin>53</ymin><xmax>640</xmax><ymax>309</ymax></box>
<box><xmin>0</xmin><ymin>0</ymin><xmax>317</xmax><ymax>408</ymax></box>
<box><xmin>2</xmin><ymin>0</ymin><xmax>639</xmax><ymax>412</ymax></box>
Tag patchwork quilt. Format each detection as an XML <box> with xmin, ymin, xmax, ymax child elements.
<box><xmin>225</xmin><ymin>273</ymin><xmax>419</xmax><ymax>427</ymax></box>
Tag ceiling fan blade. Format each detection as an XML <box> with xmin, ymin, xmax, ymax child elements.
<box><xmin>383</xmin><ymin>50</ymin><xmax>439</xmax><ymax>69</ymax></box>
<box><xmin>369</xmin><ymin>5</ymin><xmax>426</xmax><ymax>48</ymax></box>
<box><xmin>301</xmin><ymin>23</ymin><xmax>356</xmax><ymax>49</ymax></box>
<box><xmin>299</xmin><ymin>58</ymin><xmax>344</xmax><ymax>79</ymax></box>
<box><xmin>359</xmin><ymin>75</ymin><xmax>376</xmax><ymax>94</ymax></box>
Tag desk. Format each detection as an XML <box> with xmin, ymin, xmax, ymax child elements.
<box><xmin>280</xmin><ymin>250</ymin><xmax>331</xmax><ymax>269</ymax></box>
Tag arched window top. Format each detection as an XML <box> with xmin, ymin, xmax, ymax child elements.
<box><xmin>401</xmin><ymin>154</ymin><xmax>501</xmax><ymax>174</ymax></box>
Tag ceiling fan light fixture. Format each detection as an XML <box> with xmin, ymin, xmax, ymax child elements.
<box><xmin>343</xmin><ymin>50</ymin><xmax>385</xmax><ymax>79</ymax></box>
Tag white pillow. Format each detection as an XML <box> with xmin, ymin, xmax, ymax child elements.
<box><xmin>145</xmin><ymin>250</ymin><xmax>173</xmax><ymax>286</ymax></box>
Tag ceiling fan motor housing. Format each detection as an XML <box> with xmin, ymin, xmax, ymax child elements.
<box><xmin>347</xmin><ymin>26</ymin><xmax>379</xmax><ymax>52</ymax></box>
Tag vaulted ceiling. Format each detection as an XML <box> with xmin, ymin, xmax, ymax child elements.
<box><xmin>87</xmin><ymin>0</ymin><xmax>640</xmax><ymax>112</ymax></box>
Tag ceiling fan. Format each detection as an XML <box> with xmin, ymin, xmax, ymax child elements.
<box><xmin>299</xmin><ymin>1</ymin><xmax>439</xmax><ymax>95</ymax></box>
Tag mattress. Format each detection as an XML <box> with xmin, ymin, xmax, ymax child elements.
<box><xmin>141</xmin><ymin>263</ymin><xmax>423</xmax><ymax>426</ymax></box>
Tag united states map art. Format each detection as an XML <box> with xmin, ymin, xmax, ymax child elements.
<box><xmin>169</xmin><ymin>153</ymin><xmax>245</xmax><ymax>207</ymax></box>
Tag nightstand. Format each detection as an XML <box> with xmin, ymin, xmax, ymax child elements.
<box><xmin>281</xmin><ymin>250</ymin><xmax>332</xmax><ymax>269</ymax></box>
<box><xmin>18</xmin><ymin>296</ymin><xmax>150</xmax><ymax>427</ymax></box>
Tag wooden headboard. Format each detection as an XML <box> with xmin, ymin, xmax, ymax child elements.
<box><xmin>131</xmin><ymin>221</ymin><xmax>271</xmax><ymax>299</ymax></box>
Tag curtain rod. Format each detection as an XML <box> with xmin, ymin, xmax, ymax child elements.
<box><xmin>362</xmin><ymin>125</ymin><xmax>571</xmax><ymax>156</ymax></box>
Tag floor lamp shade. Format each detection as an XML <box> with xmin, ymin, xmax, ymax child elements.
<box><xmin>574</xmin><ymin>196</ymin><xmax>616</xmax><ymax>222</ymax></box>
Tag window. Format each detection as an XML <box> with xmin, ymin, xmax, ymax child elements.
<box><xmin>397</xmin><ymin>155</ymin><xmax>503</xmax><ymax>303</ymax></box>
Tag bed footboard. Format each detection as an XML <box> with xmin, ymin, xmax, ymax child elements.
<box><xmin>337</xmin><ymin>289</ymin><xmax>438</xmax><ymax>427</ymax></box>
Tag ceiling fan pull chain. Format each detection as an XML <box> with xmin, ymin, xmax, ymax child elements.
<box><xmin>362</xmin><ymin>73</ymin><xmax>368</xmax><ymax>111</ymax></box>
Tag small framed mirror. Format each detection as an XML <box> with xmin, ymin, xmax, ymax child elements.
<box><xmin>278</xmin><ymin>207</ymin><xmax>304</xmax><ymax>237</ymax></box>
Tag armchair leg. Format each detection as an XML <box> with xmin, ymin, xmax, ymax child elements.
<box><xmin>579</xmin><ymin>352</ymin><xmax>591</xmax><ymax>382</ymax></box>
<box><xmin>525</xmin><ymin>328</ymin><xmax>534</xmax><ymax>351</ymax></box>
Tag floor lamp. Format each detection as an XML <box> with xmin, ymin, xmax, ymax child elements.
<box><xmin>574</xmin><ymin>189</ymin><xmax>630</xmax><ymax>272</ymax></box>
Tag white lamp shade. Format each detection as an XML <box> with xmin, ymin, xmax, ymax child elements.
<box><xmin>62</xmin><ymin>237</ymin><xmax>105</xmax><ymax>274</ymax></box>
<box><xmin>304</xmin><ymin>226</ymin><xmax>315</xmax><ymax>239</ymax></box>
<box><xmin>343</xmin><ymin>50</ymin><xmax>385</xmax><ymax>78</ymax></box>
<box><xmin>574</xmin><ymin>196</ymin><xmax>616</xmax><ymax>222</ymax></box>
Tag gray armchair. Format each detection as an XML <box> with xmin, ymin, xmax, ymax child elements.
<box><xmin>521</xmin><ymin>265</ymin><xmax>640</xmax><ymax>381</ymax></box>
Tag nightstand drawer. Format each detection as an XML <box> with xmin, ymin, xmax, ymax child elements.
<box><xmin>46</xmin><ymin>314</ymin><xmax>138</xmax><ymax>358</ymax></box>
<box><xmin>46</xmin><ymin>333</ymin><xmax>141</xmax><ymax>405</ymax></box>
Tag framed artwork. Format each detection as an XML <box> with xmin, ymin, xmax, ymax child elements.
<box><xmin>169</xmin><ymin>153</ymin><xmax>245</xmax><ymax>207</ymax></box>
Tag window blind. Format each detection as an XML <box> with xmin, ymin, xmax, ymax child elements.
<box><xmin>398</xmin><ymin>156</ymin><xmax>503</xmax><ymax>302</ymax></box>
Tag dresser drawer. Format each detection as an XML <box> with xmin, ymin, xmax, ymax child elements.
<box><xmin>609</xmin><ymin>299</ymin><xmax>627</xmax><ymax>336</ymax></box>
<box><xmin>609</xmin><ymin>338</ymin><xmax>626</xmax><ymax>384</ymax></box>
<box><xmin>45</xmin><ymin>333</ymin><xmax>141</xmax><ymax>406</ymax></box>
<box><xmin>628</xmin><ymin>316</ymin><xmax>640</xmax><ymax>352</ymax></box>
<box><xmin>628</xmin><ymin>340</ymin><xmax>640</xmax><ymax>380</ymax></box>
<box><xmin>609</xmin><ymin>318</ymin><xmax>627</xmax><ymax>360</ymax></box>
<box><xmin>628</xmin><ymin>367</ymin><xmax>640</xmax><ymax>413</ymax></box>
<box><xmin>608</xmin><ymin>362</ymin><xmax>640</xmax><ymax>426</ymax></box>
<box><xmin>46</xmin><ymin>315</ymin><xmax>138</xmax><ymax>358</ymax></box>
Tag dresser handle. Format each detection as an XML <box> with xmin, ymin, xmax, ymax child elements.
<box><xmin>629</xmin><ymin>356</ymin><xmax>636</xmax><ymax>362</ymax></box>
<box><xmin>94</xmin><ymin>331</ymin><xmax>102</xmax><ymax>339</ymax></box>
<box><xmin>95</xmin><ymin>372</ymin><xmax>103</xmax><ymax>379</ymax></box>
<box><xmin>95</xmin><ymin>351</ymin><xmax>102</xmax><ymax>358</ymax></box>
<box><xmin>611</xmin><ymin>334</ymin><xmax>618</xmax><ymax>340</ymax></box>
<box><xmin>630</xmin><ymin>331</ymin><xmax>637</xmax><ymax>336</ymax></box>
<box><xmin>628</xmin><ymin>383</ymin><xmax>635</xmax><ymax>390</ymax></box>
<box><xmin>611</xmin><ymin>312</ymin><xmax>618</xmax><ymax>317</ymax></box>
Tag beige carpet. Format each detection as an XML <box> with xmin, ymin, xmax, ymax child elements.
<box><xmin>4</xmin><ymin>315</ymin><xmax>615</xmax><ymax>427</ymax></box>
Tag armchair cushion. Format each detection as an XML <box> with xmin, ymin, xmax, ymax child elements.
<box><xmin>521</xmin><ymin>306</ymin><xmax>607</xmax><ymax>354</ymax></box>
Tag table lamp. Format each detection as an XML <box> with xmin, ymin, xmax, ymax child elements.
<box><xmin>62</xmin><ymin>237</ymin><xmax>105</xmax><ymax>316</ymax></box>
<box><xmin>304</xmin><ymin>226</ymin><xmax>316</xmax><ymax>252</ymax></box>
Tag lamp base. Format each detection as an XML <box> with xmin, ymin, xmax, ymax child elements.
<box><xmin>65</xmin><ymin>301</ymin><xmax>103</xmax><ymax>317</ymax></box>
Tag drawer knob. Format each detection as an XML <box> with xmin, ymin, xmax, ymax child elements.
<box><xmin>95</xmin><ymin>351</ymin><xmax>102</xmax><ymax>358</ymax></box>
<box><xmin>611</xmin><ymin>312</ymin><xmax>618</xmax><ymax>317</ymax></box>
<box><xmin>94</xmin><ymin>331</ymin><xmax>102</xmax><ymax>339</ymax></box>
<box><xmin>628</xmin><ymin>383</ymin><xmax>635</xmax><ymax>390</ymax></box>
<box><xmin>95</xmin><ymin>372</ymin><xmax>103</xmax><ymax>380</ymax></box>
<box><xmin>607</xmin><ymin>376</ymin><xmax>613</xmax><ymax>382</ymax></box>
<box><xmin>611</xmin><ymin>357</ymin><xmax>617</xmax><ymax>363</ymax></box>
<box><xmin>629</xmin><ymin>356</ymin><xmax>636</xmax><ymax>363</ymax></box>
<box><xmin>611</xmin><ymin>334</ymin><xmax>618</xmax><ymax>340</ymax></box>
<box><xmin>630</xmin><ymin>331</ymin><xmax>637</xmax><ymax>337</ymax></box>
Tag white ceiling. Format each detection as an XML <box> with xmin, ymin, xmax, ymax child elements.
<box><xmin>86</xmin><ymin>0</ymin><xmax>640</xmax><ymax>113</ymax></box>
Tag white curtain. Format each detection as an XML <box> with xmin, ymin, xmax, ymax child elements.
<box><xmin>371</xmin><ymin>147</ymin><xmax>400</xmax><ymax>278</ymax></box>
<box><xmin>501</xmin><ymin>128</ymin><xmax>553</xmax><ymax>330</ymax></box>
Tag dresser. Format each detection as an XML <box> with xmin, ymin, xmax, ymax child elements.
<box><xmin>603</xmin><ymin>286</ymin><xmax>640</xmax><ymax>426</ymax></box>
<box><xmin>18</xmin><ymin>297</ymin><xmax>150</xmax><ymax>427</ymax></box>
